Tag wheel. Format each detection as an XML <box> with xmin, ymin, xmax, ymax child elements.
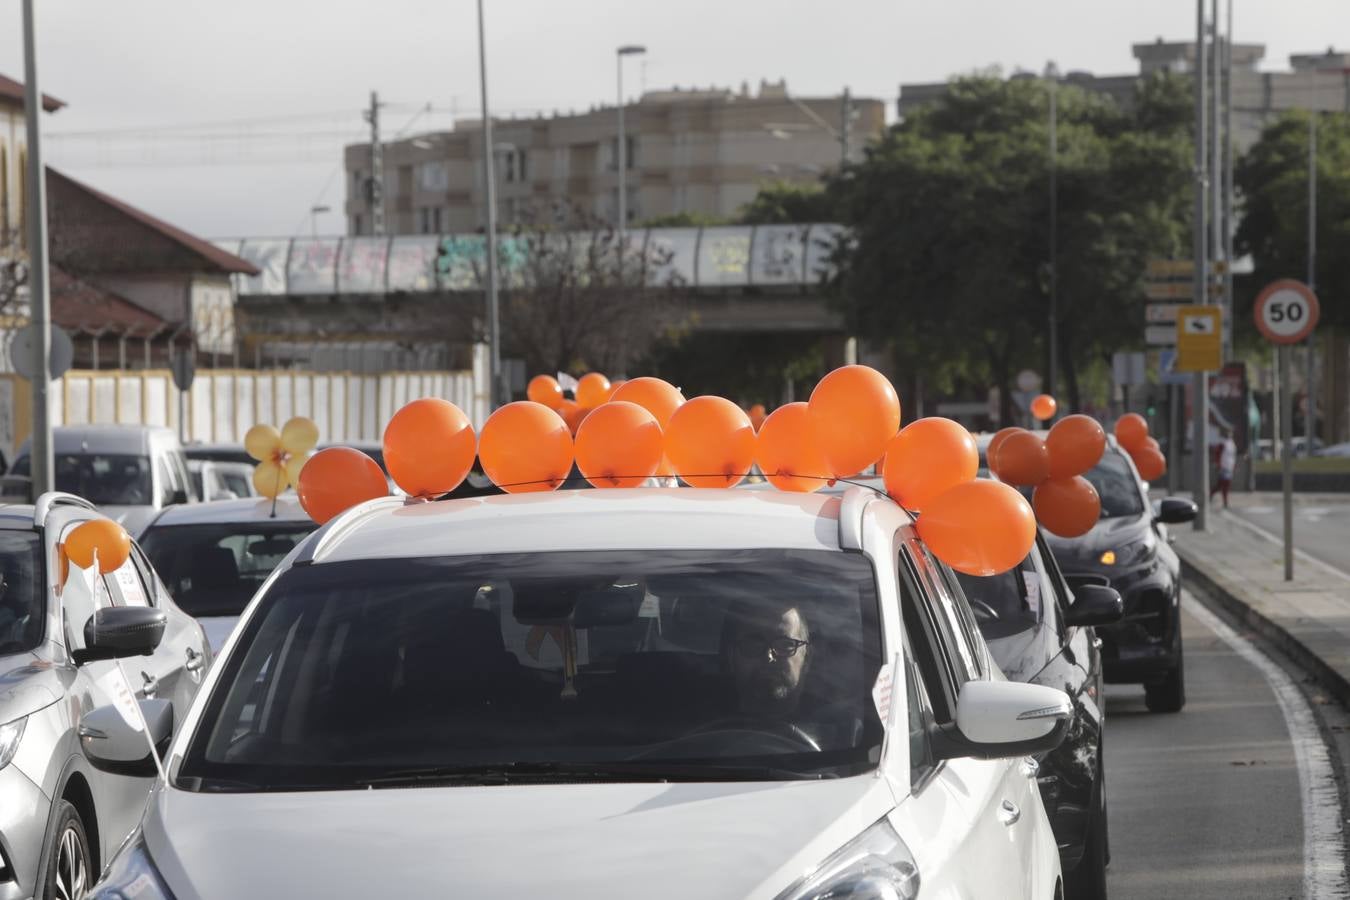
<box><xmin>1145</xmin><ymin>643</ymin><xmax>1186</xmax><ymax>713</ymax></box>
<box><xmin>1064</xmin><ymin>763</ymin><xmax>1108</xmax><ymax>900</ymax></box>
<box><xmin>38</xmin><ymin>800</ymin><xmax>92</xmax><ymax>900</ymax></box>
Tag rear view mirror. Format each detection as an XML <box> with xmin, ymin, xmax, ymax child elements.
<box><xmin>248</xmin><ymin>537</ymin><xmax>296</xmax><ymax>557</ymax></box>
<box><xmin>934</xmin><ymin>681</ymin><xmax>1072</xmax><ymax>761</ymax></box>
<box><xmin>1065</xmin><ymin>584</ymin><xmax>1123</xmax><ymax>627</ymax></box>
<box><xmin>79</xmin><ymin>698</ymin><xmax>173</xmax><ymax>777</ymax></box>
<box><xmin>73</xmin><ymin>607</ymin><xmax>166</xmax><ymax>665</ymax></box>
<box><xmin>1154</xmin><ymin>497</ymin><xmax>1197</xmax><ymax>525</ymax></box>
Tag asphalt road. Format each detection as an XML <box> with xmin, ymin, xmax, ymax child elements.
<box><xmin>1228</xmin><ymin>498</ymin><xmax>1350</xmax><ymax>578</ymax></box>
<box><xmin>1104</xmin><ymin>598</ymin><xmax>1328</xmax><ymax>900</ymax></box>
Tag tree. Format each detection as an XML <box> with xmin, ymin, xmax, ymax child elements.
<box><xmin>824</xmin><ymin>72</ymin><xmax>1193</xmax><ymax>421</ymax></box>
<box><xmin>736</xmin><ymin>181</ymin><xmax>834</xmax><ymax>225</ymax></box>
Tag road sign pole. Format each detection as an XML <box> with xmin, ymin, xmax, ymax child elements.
<box><xmin>22</xmin><ymin>0</ymin><xmax>53</xmax><ymax>498</ymax></box>
<box><xmin>1281</xmin><ymin>343</ymin><xmax>1293</xmax><ymax>580</ymax></box>
<box><xmin>1192</xmin><ymin>0</ymin><xmax>1209</xmax><ymax>532</ymax></box>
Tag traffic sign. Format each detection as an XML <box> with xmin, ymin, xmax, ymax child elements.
<box><xmin>1145</xmin><ymin>325</ymin><xmax>1177</xmax><ymax>346</ymax></box>
<box><xmin>1145</xmin><ymin>282</ymin><xmax>1193</xmax><ymax>300</ymax></box>
<box><xmin>1175</xmin><ymin>306</ymin><xmax>1222</xmax><ymax>372</ymax></box>
<box><xmin>1112</xmin><ymin>351</ymin><xmax>1146</xmax><ymax>386</ymax></box>
<box><xmin>9</xmin><ymin>324</ymin><xmax>73</xmax><ymax>381</ymax></box>
<box><xmin>1146</xmin><ymin>259</ymin><xmax>1195</xmax><ymax>278</ymax></box>
<box><xmin>1253</xmin><ymin>279</ymin><xmax>1319</xmax><ymax>345</ymax></box>
<box><xmin>1157</xmin><ymin>349</ymin><xmax>1191</xmax><ymax>386</ymax></box>
<box><xmin>1147</xmin><ymin>303</ymin><xmax>1182</xmax><ymax>324</ymax></box>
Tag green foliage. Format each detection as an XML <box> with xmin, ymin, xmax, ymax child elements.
<box><xmin>736</xmin><ymin>181</ymin><xmax>835</xmax><ymax>224</ymax></box>
<box><xmin>823</xmin><ymin>71</ymin><xmax>1194</xmax><ymax>421</ymax></box>
<box><xmin>1235</xmin><ymin>110</ymin><xmax>1350</xmax><ymax>332</ymax></box>
<box><xmin>638</xmin><ymin>211</ymin><xmax>730</xmax><ymax>228</ymax></box>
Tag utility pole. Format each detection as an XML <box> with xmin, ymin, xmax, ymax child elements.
<box><xmin>364</xmin><ymin>91</ymin><xmax>385</xmax><ymax>236</ymax></box>
<box><xmin>1305</xmin><ymin>101</ymin><xmax>1317</xmax><ymax>456</ymax></box>
<box><xmin>1192</xmin><ymin>0</ymin><xmax>1210</xmax><ymax>531</ymax></box>
<box><xmin>1210</xmin><ymin>0</ymin><xmax>1223</xmax><ymax>351</ymax></box>
<box><xmin>839</xmin><ymin>87</ymin><xmax>851</xmax><ymax>166</ymax></box>
<box><xmin>1047</xmin><ymin>62</ymin><xmax>1059</xmax><ymax>410</ymax></box>
<box><xmin>1223</xmin><ymin>0</ymin><xmax>1235</xmax><ymax>365</ymax></box>
<box><xmin>476</xmin><ymin>0</ymin><xmax>502</xmax><ymax>408</ymax></box>
<box><xmin>616</xmin><ymin>45</ymin><xmax>646</xmax><ymax>245</ymax></box>
<box><xmin>21</xmin><ymin>0</ymin><xmax>53</xmax><ymax>498</ymax></box>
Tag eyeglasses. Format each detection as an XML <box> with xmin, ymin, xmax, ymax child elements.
<box><xmin>735</xmin><ymin>636</ymin><xmax>809</xmax><ymax>661</ymax></box>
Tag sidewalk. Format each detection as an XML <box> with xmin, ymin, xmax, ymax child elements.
<box><xmin>1172</xmin><ymin>496</ymin><xmax>1350</xmax><ymax>706</ymax></box>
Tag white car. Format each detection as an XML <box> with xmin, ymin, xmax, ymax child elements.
<box><xmin>186</xmin><ymin>459</ymin><xmax>258</xmax><ymax>502</ymax></box>
<box><xmin>138</xmin><ymin>497</ymin><xmax>314</xmax><ymax>652</ymax></box>
<box><xmin>88</xmin><ymin>487</ymin><xmax>1070</xmax><ymax>900</ymax></box>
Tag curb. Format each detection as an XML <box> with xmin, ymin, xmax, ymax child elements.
<box><xmin>1178</xmin><ymin>552</ymin><xmax>1350</xmax><ymax>709</ymax></box>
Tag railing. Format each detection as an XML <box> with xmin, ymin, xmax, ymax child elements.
<box><xmin>213</xmin><ymin>224</ymin><xmax>844</xmax><ymax>298</ymax></box>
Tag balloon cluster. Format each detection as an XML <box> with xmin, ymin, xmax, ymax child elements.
<box><xmin>1114</xmin><ymin>413</ymin><xmax>1166</xmax><ymax>482</ymax></box>
<box><xmin>294</xmin><ymin>365</ymin><xmax>1042</xmax><ymax>577</ymax></box>
<box><xmin>988</xmin><ymin>415</ymin><xmax>1108</xmax><ymax>538</ymax></box>
<box><xmin>244</xmin><ymin>417</ymin><xmax>319</xmax><ymax>499</ymax></box>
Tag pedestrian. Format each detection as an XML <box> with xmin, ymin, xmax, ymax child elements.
<box><xmin>1210</xmin><ymin>427</ymin><xmax>1237</xmax><ymax>509</ymax></box>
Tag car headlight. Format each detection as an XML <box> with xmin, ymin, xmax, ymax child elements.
<box><xmin>1101</xmin><ymin>536</ymin><xmax>1154</xmax><ymax>568</ymax></box>
<box><xmin>87</xmin><ymin>832</ymin><xmax>175</xmax><ymax>900</ymax></box>
<box><xmin>0</xmin><ymin>717</ymin><xmax>25</xmax><ymax>770</ymax></box>
<box><xmin>776</xmin><ymin>818</ymin><xmax>919</xmax><ymax>900</ymax></box>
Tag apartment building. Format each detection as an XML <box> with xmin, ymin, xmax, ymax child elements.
<box><xmin>344</xmin><ymin>79</ymin><xmax>884</xmax><ymax>235</ymax></box>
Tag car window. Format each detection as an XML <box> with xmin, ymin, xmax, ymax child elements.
<box><xmin>130</xmin><ymin>545</ymin><xmax>162</xmax><ymax>607</ymax></box>
<box><xmin>1036</xmin><ymin>535</ymin><xmax>1073</xmax><ymax>628</ymax></box>
<box><xmin>141</xmin><ymin>522</ymin><xmax>317</xmax><ymax>618</ymax></box>
<box><xmin>903</xmin><ymin>635</ymin><xmax>936</xmax><ymax>790</ymax></box>
<box><xmin>907</xmin><ymin>541</ymin><xmax>981</xmax><ymax>680</ymax></box>
<box><xmin>156</xmin><ymin>457</ymin><xmax>180</xmax><ymax>507</ymax></box>
<box><xmin>179</xmin><ymin>548</ymin><xmax>885</xmax><ymax>790</ymax></box>
<box><xmin>105</xmin><ymin>555</ymin><xmax>151</xmax><ymax>607</ymax></box>
<box><xmin>897</xmin><ymin>543</ymin><xmax>958</xmax><ymax>723</ymax></box>
<box><xmin>13</xmin><ymin>453</ymin><xmax>153</xmax><ymax>506</ymax></box>
<box><xmin>0</xmin><ymin>532</ymin><xmax>45</xmax><ymax>656</ymax></box>
<box><xmin>1084</xmin><ymin>448</ymin><xmax>1146</xmax><ymax>518</ymax></box>
<box><xmin>953</xmin><ymin>553</ymin><xmax>1044</xmax><ymax>641</ymax></box>
<box><xmin>220</xmin><ymin>471</ymin><xmax>252</xmax><ymax>498</ymax></box>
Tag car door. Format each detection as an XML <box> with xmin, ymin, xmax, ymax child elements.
<box><xmin>897</xmin><ymin>538</ymin><xmax>1045</xmax><ymax>898</ymax></box>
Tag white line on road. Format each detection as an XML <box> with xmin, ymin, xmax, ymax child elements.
<box><xmin>1187</xmin><ymin>598</ymin><xmax>1350</xmax><ymax>899</ymax></box>
<box><xmin>1220</xmin><ymin>509</ymin><xmax>1350</xmax><ymax>585</ymax></box>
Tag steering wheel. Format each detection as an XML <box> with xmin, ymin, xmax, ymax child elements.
<box><xmin>969</xmin><ymin>598</ymin><xmax>1002</xmax><ymax>622</ymax></box>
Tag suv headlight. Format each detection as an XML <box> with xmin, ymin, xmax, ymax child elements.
<box><xmin>776</xmin><ymin>818</ymin><xmax>920</xmax><ymax>900</ymax></box>
<box><xmin>0</xmin><ymin>717</ymin><xmax>25</xmax><ymax>770</ymax></box>
<box><xmin>88</xmin><ymin>832</ymin><xmax>175</xmax><ymax>900</ymax></box>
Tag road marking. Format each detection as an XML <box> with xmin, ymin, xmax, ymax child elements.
<box><xmin>1221</xmin><ymin>509</ymin><xmax>1350</xmax><ymax>585</ymax></box>
<box><xmin>1187</xmin><ymin>599</ymin><xmax>1350</xmax><ymax>899</ymax></box>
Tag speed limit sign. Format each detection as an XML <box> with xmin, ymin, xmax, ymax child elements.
<box><xmin>1254</xmin><ymin>279</ymin><xmax>1320</xmax><ymax>344</ymax></box>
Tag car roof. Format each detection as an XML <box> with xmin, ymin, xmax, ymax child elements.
<box><xmin>305</xmin><ymin>488</ymin><xmax>869</xmax><ymax>565</ymax></box>
<box><xmin>17</xmin><ymin>424</ymin><xmax>176</xmax><ymax>457</ymax></box>
<box><xmin>146</xmin><ymin>496</ymin><xmax>309</xmax><ymax>527</ymax></box>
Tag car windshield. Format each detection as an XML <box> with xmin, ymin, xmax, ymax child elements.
<box><xmin>1084</xmin><ymin>449</ymin><xmax>1145</xmax><ymax>519</ymax></box>
<box><xmin>12</xmin><ymin>453</ymin><xmax>154</xmax><ymax>506</ymax></box>
<box><xmin>0</xmin><ymin>532</ymin><xmax>45</xmax><ymax>656</ymax></box>
<box><xmin>140</xmin><ymin>522</ymin><xmax>316</xmax><ymax>617</ymax></box>
<box><xmin>178</xmin><ymin>548</ymin><xmax>883</xmax><ymax>791</ymax></box>
<box><xmin>954</xmin><ymin>553</ymin><xmax>1044</xmax><ymax>642</ymax></box>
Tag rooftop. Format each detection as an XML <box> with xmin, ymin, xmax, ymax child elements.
<box><xmin>0</xmin><ymin>73</ymin><xmax>64</xmax><ymax>112</ymax></box>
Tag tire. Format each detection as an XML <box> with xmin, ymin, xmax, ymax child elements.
<box><xmin>37</xmin><ymin>800</ymin><xmax>93</xmax><ymax>900</ymax></box>
<box><xmin>1065</xmin><ymin>763</ymin><xmax>1109</xmax><ymax>900</ymax></box>
<box><xmin>1145</xmin><ymin>641</ymin><xmax>1186</xmax><ymax>713</ymax></box>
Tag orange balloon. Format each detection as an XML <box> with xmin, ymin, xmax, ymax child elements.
<box><xmin>1045</xmin><ymin>414</ymin><xmax>1107</xmax><ymax>480</ymax></box>
<box><xmin>575</xmin><ymin>373</ymin><xmax>612</xmax><ymax>410</ymax></box>
<box><xmin>755</xmin><ymin>402</ymin><xmax>832</xmax><ymax>492</ymax></box>
<box><xmin>748</xmin><ymin>404</ymin><xmax>768</xmax><ymax>431</ymax></box>
<box><xmin>611</xmin><ymin>377</ymin><xmax>685</xmax><ymax>427</ymax></box>
<box><xmin>1031</xmin><ymin>394</ymin><xmax>1058</xmax><ymax>421</ymax></box>
<box><xmin>556</xmin><ymin>399</ymin><xmax>588</xmax><ymax>435</ymax></box>
<box><xmin>1132</xmin><ymin>446</ymin><xmax>1166</xmax><ymax>482</ymax></box>
<box><xmin>1033</xmin><ymin>476</ymin><xmax>1101</xmax><ymax>538</ymax></box>
<box><xmin>605</xmin><ymin>380</ymin><xmax>626</xmax><ymax>402</ymax></box>
<box><xmin>985</xmin><ymin>427</ymin><xmax>1023</xmax><ymax>472</ymax></box>
<box><xmin>64</xmin><ymin>519</ymin><xmax>131</xmax><ymax>574</ymax></box>
<box><xmin>575</xmin><ymin>401</ymin><xmax>663</xmax><ymax>488</ymax></box>
<box><xmin>994</xmin><ymin>430</ymin><xmax>1051</xmax><ymax>486</ymax></box>
<box><xmin>383</xmin><ymin>397</ymin><xmax>476</xmax><ymax>498</ymax></box>
<box><xmin>1144</xmin><ymin>436</ymin><xmax>1161</xmax><ymax>453</ymax></box>
<box><xmin>808</xmin><ymin>365</ymin><xmax>902</xmax><ymax>477</ymax></box>
<box><xmin>1114</xmin><ymin>413</ymin><xmax>1149</xmax><ymax>453</ymax></box>
<box><xmin>527</xmin><ymin>375</ymin><xmax>565</xmax><ymax>409</ymax></box>
<box><xmin>918</xmin><ymin>479</ymin><xmax>1037</xmax><ymax>576</ymax></box>
<box><xmin>479</xmin><ymin>401</ymin><xmax>574</xmax><ymax>493</ymax></box>
<box><xmin>665</xmin><ymin>395</ymin><xmax>756</xmax><ymax>488</ymax></box>
<box><xmin>883</xmin><ymin>417</ymin><xmax>979</xmax><ymax>511</ymax></box>
<box><xmin>297</xmin><ymin>447</ymin><xmax>389</xmax><ymax>525</ymax></box>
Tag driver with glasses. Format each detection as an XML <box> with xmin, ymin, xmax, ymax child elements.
<box><xmin>725</xmin><ymin>597</ymin><xmax>813</xmax><ymax>720</ymax></box>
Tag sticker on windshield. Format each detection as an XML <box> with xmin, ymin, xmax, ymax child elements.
<box><xmin>1022</xmin><ymin>571</ymin><xmax>1041</xmax><ymax>617</ymax></box>
<box><xmin>871</xmin><ymin>658</ymin><xmax>895</xmax><ymax>728</ymax></box>
<box><xmin>105</xmin><ymin>666</ymin><xmax>144</xmax><ymax>733</ymax></box>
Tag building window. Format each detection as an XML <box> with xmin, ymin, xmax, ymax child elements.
<box><xmin>416</xmin><ymin>161</ymin><xmax>450</xmax><ymax>192</ymax></box>
<box><xmin>432</xmin><ymin>207</ymin><xmax>443</xmax><ymax>233</ymax></box>
<box><xmin>352</xmin><ymin>213</ymin><xmax>364</xmax><ymax>235</ymax></box>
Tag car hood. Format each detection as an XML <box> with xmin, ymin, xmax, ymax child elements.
<box><xmin>146</xmin><ymin>776</ymin><xmax>895</xmax><ymax>900</ymax></box>
<box><xmin>0</xmin><ymin>647</ymin><xmax>65</xmax><ymax>721</ymax></box>
<box><xmin>1043</xmin><ymin>514</ymin><xmax>1149</xmax><ymax>566</ymax></box>
<box><xmin>100</xmin><ymin>505</ymin><xmax>160</xmax><ymax>538</ymax></box>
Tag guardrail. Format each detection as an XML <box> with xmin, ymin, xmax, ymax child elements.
<box><xmin>213</xmin><ymin>224</ymin><xmax>845</xmax><ymax>298</ymax></box>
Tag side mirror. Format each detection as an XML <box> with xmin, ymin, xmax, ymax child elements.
<box><xmin>934</xmin><ymin>681</ymin><xmax>1072</xmax><ymax>761</ymax></box>
<box><xmin>73</xmin><ymin>607</ymin><xmax>166</xmax><ymax>665</ymax></box>
<box><xmin>1065</xmin><ymin>584</ymin><xmax>1124</xmax><ymax>627</ymax></box>
<box><xmin>78</xmin><ymin>698</ymin><xmax>173</xmax><ymax>777</ymax></box>
<box><xmin>1154</xmin><ymin>497</ymin><xmax>1197</xmax><ymax>525</ymax></box>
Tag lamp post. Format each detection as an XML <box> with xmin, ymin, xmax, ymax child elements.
<box><xmin>1046</xmin><ymin>61</ymin><xmax>1059</xmax><ymax>414</ymax></box>
<box><xmin>21</xmin><ymin>0</ymin><xmax>53</xmax><ymax>497</ymax></box>
<box><xmin>477</xmin><ymin>0</ymin><xmax>502</xmax><ymax>408</ymax></box>
<box><xmin>616</xmin><ymin>45</ymin><xmax>646</xmax><ymax>243</ymax></box>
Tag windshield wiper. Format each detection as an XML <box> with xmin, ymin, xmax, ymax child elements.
<box><xmin>356</xmin><ymin>760</ymin><xmax>829</xmax><ymax>788</ymax></box>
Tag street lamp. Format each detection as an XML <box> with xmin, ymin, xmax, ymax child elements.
<box><xmin>1045</xmin><ymin>60</ymin><xmax>1059</xmax><ymax>416</ymax></box>
<box><xmin>309</xmin><ymin>205</ymin><xmax>330</xmax><ymax>237</ymax></box>
<box><xmin>616</xmin><ymin>44</ymin><xmax>646</xmax><ymax>243</ymax></box>
<box><xmin>477</xmin><ymin>0</ymin><xmax>502</xmax><ymax>409</ymax></box>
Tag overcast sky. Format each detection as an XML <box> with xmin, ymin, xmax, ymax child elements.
<box><xmin>2</xmin><ymin>0</ymin><xmax>1344</xmax><ymax>238</ymax></box>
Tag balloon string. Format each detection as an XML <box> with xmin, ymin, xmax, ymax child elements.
<box><xmin>481</xmin><ymin>473</ymin><xmax>890</xmax><ymax>493</ymax></box>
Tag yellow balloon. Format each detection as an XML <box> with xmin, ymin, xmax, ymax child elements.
<box><xmin>253</xmin><ymin>460</ymin><xmax>288</xmax><ymax>499</ymax></box>
<box><xmin>245</xmin><ymin>424</ymin><xmax>282</xmax><ymax>463</ymax></box>
<box><xmin>280</xmin><ymin>417</ymin><xmax>320</xmax><ymax>456</ymax></box>
<box><xmin>283</xmin><ymin>453</ymin><xmax>309</xmax><ymax>489</ymax></box>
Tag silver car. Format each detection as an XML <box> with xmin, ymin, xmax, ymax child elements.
<box><xmin>0</xmin><ymin>493</ymin><xmax>210</xmax><ymax>900</ymax></box>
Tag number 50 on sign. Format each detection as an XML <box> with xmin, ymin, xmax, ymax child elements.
<box><xmin>1254</xmin><ymin>279</ymin><xmax>1320</xmax><ymax>345</ymax></box>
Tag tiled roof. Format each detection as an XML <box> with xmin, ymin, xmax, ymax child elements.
<box><xmin>0</xmin><ymin>73</ymin><xmax>64</xmax><ymax>112</ymax></box>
